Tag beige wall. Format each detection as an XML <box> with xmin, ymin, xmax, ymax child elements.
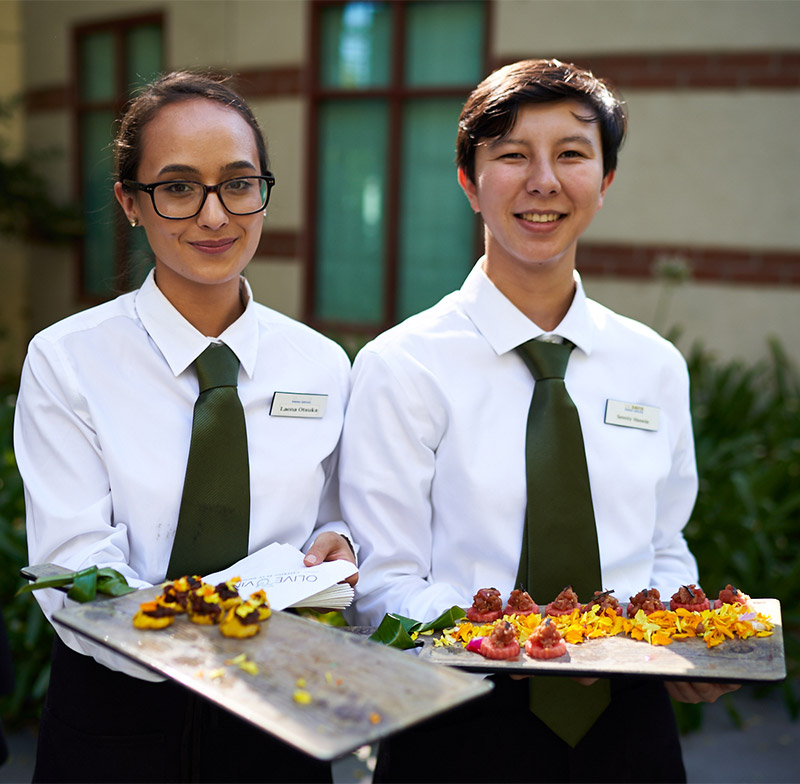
<box><xmin>246</xmin><ymin>258</ymin><xmax>304</xmax><ymax>321</ymax></box>
<box><xmin>250</xmin><ymin>97</ymin><xmax>305</xmax><ymax>232</ymax></box>
<box><xmin>584</xmin><ymin>275</ymin><xmax>798</xmax><ymax>367</ymax></box>
<box><xmin>14</xmin><ymin>0</ymin><xmax>800</xmax><ymax>372</ymax></box>
<box><xmin>587</xmin><ymin>90</ymin><xmax>800</xmax><ymax>250</ymax></box>
<box><xmin>493</xmin><ymin>0</ymin><xmax>800</xmax><ymax>54</ymax></box>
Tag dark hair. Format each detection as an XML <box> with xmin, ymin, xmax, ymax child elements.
<box><xmin>456</xmin><ymin>59</ymin><xmax>627</xmax><ymax>182</ymax></box>
<box><xmin>114</xmin><ymin>70</ymin><xmax>269</xmax><ymax>185</ymax></box>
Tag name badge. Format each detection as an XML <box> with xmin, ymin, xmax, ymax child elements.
<box><xmin>270</xmin><ymin>392</ymin><xmax>328</xmax><ymax>419</ymax></box>
<box><xmin>604</xmin><ymin>399</ymin><xmax>659</xmax><ymax>431</ymax></box>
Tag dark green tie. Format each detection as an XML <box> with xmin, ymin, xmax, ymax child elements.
<box><xmin>516</xmin><ymin>338</ymin><xmax>610</xmax><ymax>747</ymax></box>
<box><xmin>167</xmin><ymin>343</ymin><xmax>250</xmax><ymax>579</ymax></box>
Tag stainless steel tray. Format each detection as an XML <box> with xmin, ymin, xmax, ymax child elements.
<box><xmin>26</xmin><ymin>566</ymin><xmax>491</xmax><ymax>761</ymax></box>
<box><xmin>416</xmin><ymin>598</ymin><xmax>785</xmax><ymax>683</ymax></box>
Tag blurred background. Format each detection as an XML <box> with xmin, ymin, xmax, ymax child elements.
<box><xmin>0</xmin><ymin>0</ymin><xmax>798</xmax><ymax>779</ymax></box>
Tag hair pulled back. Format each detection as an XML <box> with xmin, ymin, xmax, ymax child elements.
<box><xmin>114</xmin><ymin>71</ymin><xmax>269</xmax><ymax>186</ymax></box>
<box><xmin>456</xmin><ymin>59</ymin><xmax>627</xmax><ymax>182</ymax></box>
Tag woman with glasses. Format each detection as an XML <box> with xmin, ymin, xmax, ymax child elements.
<box><xmin>14</xmin><ymin>71</ymin><xmax>355</xmax><ymax>783</ymax></box>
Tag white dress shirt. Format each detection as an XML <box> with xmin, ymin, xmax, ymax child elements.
<box><xmin>340</xmin><ymin>259</ymin><xmax>698</xmax><ymax>627</ymax></box>
<box><xmin>15</xmin><ymin>270</ymin><xmax>351</xmax><ymax>677</ymax></box>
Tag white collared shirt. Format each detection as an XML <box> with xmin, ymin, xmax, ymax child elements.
<box><xmin>15</xmin><ymin>270</ymin><xmax>351</xmax><ymax>677</ymax></box>
<box><xmin>340</xmin><ymin>259</ymin><xmax>698</xmax><ymax>627</ymax></box>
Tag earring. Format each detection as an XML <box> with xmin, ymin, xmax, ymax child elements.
<box><xmin>130</xmin><ymin>218</ymin><xmax>138</xmax><ymax>227</ymax></box>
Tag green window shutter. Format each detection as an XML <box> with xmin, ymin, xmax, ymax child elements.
<box><xmin>397</xmin><ymin>99</ymin><xmax>474</xmax><ymax>320</ymax></box>
<box><xmin>79</xmin><ymin>31</ymin><xmax>115</xmax><ymax>102</ymax></box>
<box><xmin>404</xmin><ymin>1</ymin><xmax>485</xmax><ymax>87</ymax></box>
<box><xmin>125</xmin><ymin>24</ymin><xmax>163</xmax><ymax>91</ymax></box>
<box><xmin>313</xmin><ymin>1</ymin><xmax>484</xmax><ymax>328</ymax></box>
<box><xmin>315</xmin><ymin>101</ymin><xmax>388</xmax><ymax>324</ymax></box>
<box><xmin>319</xmin><ymin>2</ymin><xmax>392</xmax><ymax>89</ymax></box>
<box><xmin>80</xmin><ymin>111</ymin><xmax>116</xmax><ymax>298</ymax></box>
<box><xmin>77</xmin><ymin>18</ymin><xmax>163</xmax><ymax>298</ymax></box>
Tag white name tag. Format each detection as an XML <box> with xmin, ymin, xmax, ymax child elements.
<box><xmin>270</xmin><ymin>392</ymin><xmax>328</xmax><ymax>419</ymax></box>
<box><xmin>604</xmin><ymin>399</ymin><xmax>659</xmax><ymax>431</ymax></box>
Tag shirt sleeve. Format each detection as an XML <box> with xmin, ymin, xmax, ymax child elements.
<box><xmin>649</xmin><ymin>356</ymin><xmax>700</xmax><ymax>597</ymax></box>
<box><xmin>339</xmin><ymin>347</ymin><xmax>464</xmax><ymax>627</ymax></box>
<box><xmin>14</xmin><ymin>338</ymin><xmax>161</xmax><ymax>680</ymax></box>
<box><xmin>299</xmin><ymin>348</ymin><xmax>356</xmax><ymax>552</ymax></box>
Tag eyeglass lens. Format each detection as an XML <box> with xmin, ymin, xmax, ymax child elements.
<box><xmin>153</xmin><ymin>177</ymin><xmax>269</xmax><ymax>219</ymax></box>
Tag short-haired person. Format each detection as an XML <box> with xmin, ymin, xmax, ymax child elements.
<box><xmin>14</xmin><ymin>71</ymin><xmax>355</xmax><ymax>783</ymax></box>
<box><xmin>339</xmin><ymin>59</ymin><xmax>737</xmax><ymax>782</ymax></box>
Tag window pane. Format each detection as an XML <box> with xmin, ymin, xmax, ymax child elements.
<box><xmin>405</xmin><ymin>1</ymin><xmax>484</xmax><ymax>87</ymax></box>
<box><xmin>81</xmin><ymin>111</ymin><xmax>116</xmax><ymax>296</ymax></box>
<box><xmin>125</xmin><ymin>24</ymin><xmax>163</xmax><ymax>90</ymax></box>
<box><xmin>315</xmin><ymin>101</ymin><xmax>388</xmax><ymax>324</ymax></box>
<box><xmin>397</xmin><ymin>99</ymin><xmax>474</xmax><ymax>319</ymax></box>
<box><xmin>79</xmin><ymin>31</ymin><xmax>115</xmax><ymax>101</ymax></box>
<box><xmin>320</xmin><ymin>2</ymin><xmax>391</xmax><ymax>89</ymax></box>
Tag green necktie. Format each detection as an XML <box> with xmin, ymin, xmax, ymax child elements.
<box><xmin>515</xmin><ymin>338</ymin><xmax>610</xmax><ymax>748</ymax></box>
<box><xmin>167</xmin><ymin>343</ymin><xmax>250</xmax><ymax>579</ymax></box>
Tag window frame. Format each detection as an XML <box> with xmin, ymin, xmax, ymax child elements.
<box><xmin>304</xmin><ymin>0</ymin><xmax>489</xmax><ymax>334</ymax></box>
<box><xmin>72</xmin><ymin>12</ymin><xmax>165</xmax><ymax>302</ymax></box>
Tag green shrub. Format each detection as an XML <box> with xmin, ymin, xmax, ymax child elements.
<box><xmin>0</xmin><ymin>384</ymin><xmax>53</xmax><ymax>729</ymax></box>
<box><xmin>675</xmin><ymin>339</ymin><xmax>800</xmax><ymax>729</ymax></box>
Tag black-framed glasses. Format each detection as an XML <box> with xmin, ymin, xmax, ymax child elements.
<box><xmin>122</xmin><ymin>174</ymin><xmax>276</xmax><ymax>220</ymax></box>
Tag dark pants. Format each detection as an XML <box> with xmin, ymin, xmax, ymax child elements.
<box><xmin>375</xmin><ymin>675</ymin><xmax>686</xmax><ymax>783</ymax></box>
<box><xmin>34</xmin><ymin>636</ymin><xmax>333</xmax><ymax>783</ymax></box>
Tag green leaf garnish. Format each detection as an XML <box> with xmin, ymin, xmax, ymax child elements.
<box><xmin>17</xmin><ymin>566</ymin><xmax>136</xmax><ymax>603</ymax></box>
<box><xmin>369</xmin><ymin>606</ymin><xmax>466</xmax><ymax>649</ymax></box>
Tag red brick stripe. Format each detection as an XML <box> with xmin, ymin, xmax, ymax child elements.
<box><xmin>254</xmin><ymin>230</ymin><xmax>302</xmax><ymax>259</ymax></box>
<box><xmin>23</xmin><ymin>65</ymin><xmax>306</xmax><ymax>115</ymax></box>
<box><xmin>25</xmin><ymin>85</ymin><xmax>71</xmax><ymax>112</ymax></box>
<box><xmin>27</xmin><ymin>49</ymin><xmax>799</xmax><ymax>114</ymax></box>
<box><xmin>578</xmin><ymin>243</ymin><xmax>800</xmax><ymax>285</ymax></box>
<box><xmin>497</xmin><ymin>52</ymin><xmax>800</xmax><ymax>90</ymax></box>
<box><xmin>254</xmin><ymin>233</ymin><xmax>800</xmax><ymax>286</ymax></box>
<box><xmin>233</xmin><ymin>67</ymin><xmax>304</xmax><ymax>98</ymax></box>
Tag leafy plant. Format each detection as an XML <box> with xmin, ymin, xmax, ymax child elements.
<box><xmin>673</xmin><ymin>338</ymin><xmax>800</xmax><ymax>731</ymax></box>
<box><xmin>0</xmin><ymin>98</ymin><xmax>83</xmax><ymax>243</ymax></box>
<box><xmin>0</xmin><ymin>385</ymin><xmax>53</xmax><ymax>729</ymax></box>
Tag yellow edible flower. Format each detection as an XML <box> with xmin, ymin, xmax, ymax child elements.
<box><xmin>437</xmin><ymin>601</ymin><xmax>773</xmax><ymax>652</ymax></box>
<box><xmin>293</xmin><ymin>689</ymin><xmax>312</xmax><ymax>705</ymax></box>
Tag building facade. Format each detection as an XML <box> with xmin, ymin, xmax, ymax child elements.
<box><xmin>3</xmin><ymin>0</ymin><xmax>800</xmax><ymax>375</ymax></box>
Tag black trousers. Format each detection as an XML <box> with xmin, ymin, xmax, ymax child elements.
<box><xmin>375</xmin><ymin>675</ymin><xmax>687</xmax><ymax>784</ymax></box>
<box><xmin>34</xmin><ymin>636</ymin><xmax>333</xmax><ymax>783</ymax></box>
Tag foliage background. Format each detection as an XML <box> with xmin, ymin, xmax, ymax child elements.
<box><xmin>1</xmin><ymin>339</ymin><xmax>798</xmax><ymax>730</ymax></box>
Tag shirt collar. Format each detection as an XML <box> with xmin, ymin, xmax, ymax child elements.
<box><xmin>460</xmin><ymin>258</ymin><xmax>596</xmax><ymax>357</ymax></box>
<box><xmin>134</xmin><ymin>269</ymin><xmax>259</xmax><ymax>378</ymax></box>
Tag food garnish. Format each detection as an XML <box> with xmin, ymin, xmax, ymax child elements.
<box><xmin>478</xmin><ymin>620</ymin><xmax>520</xmax><ymax>660</ymax></box>
<box><xmin>293</xmin><ymin>689</ymin><xmax>313</xmax><ymax>704</ymax></box>
<box><xmin>132</xmin><ymin>575</ymin><xmax>270</xmax><ymax>638</ymax></box>
<box><xmin>132</xmin><ymin>599</ymin><xmax>178</xmax><ymax>630</ymax></box>
<box><xmin>503</xmin><ymin>589</ymin><xmax>539</xmax><ymax>617</ymax></box>
<box><xmin>225</xmin><ymin>653</ymin><xmax>259</xmax><ymax>675</ymax></box>
<box><xmin>627</xmin><ymin>587</ymin><xmax>665</xmax><ymax>617</ymax></box>
<box><xmin>435</xmin><ymin>587</ymin><xmax>773</xmax><ymax>655</ymax></box>
<box><xmin>670</xmin><ymin>584</ymin><xmax>711</xmax><ymax>612</ymax></box>
<box><xmin>466</xmin><ymin>587</ymin><xmax>503</xmax><ymax>622</ymax></box>
<box><xmin>525</xmin><ymin>617</ymin><xmax>567</xmax><ymax>659</ymax></box>
<box><xmin>545</xmin><ymin>585</ymin><xmax>581</xmax><ymax>616</ymax></box>
<box><xmin>582</xmin><ymin>589</ymin><xmax>622</xmax><ymax>616</ymax></box>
